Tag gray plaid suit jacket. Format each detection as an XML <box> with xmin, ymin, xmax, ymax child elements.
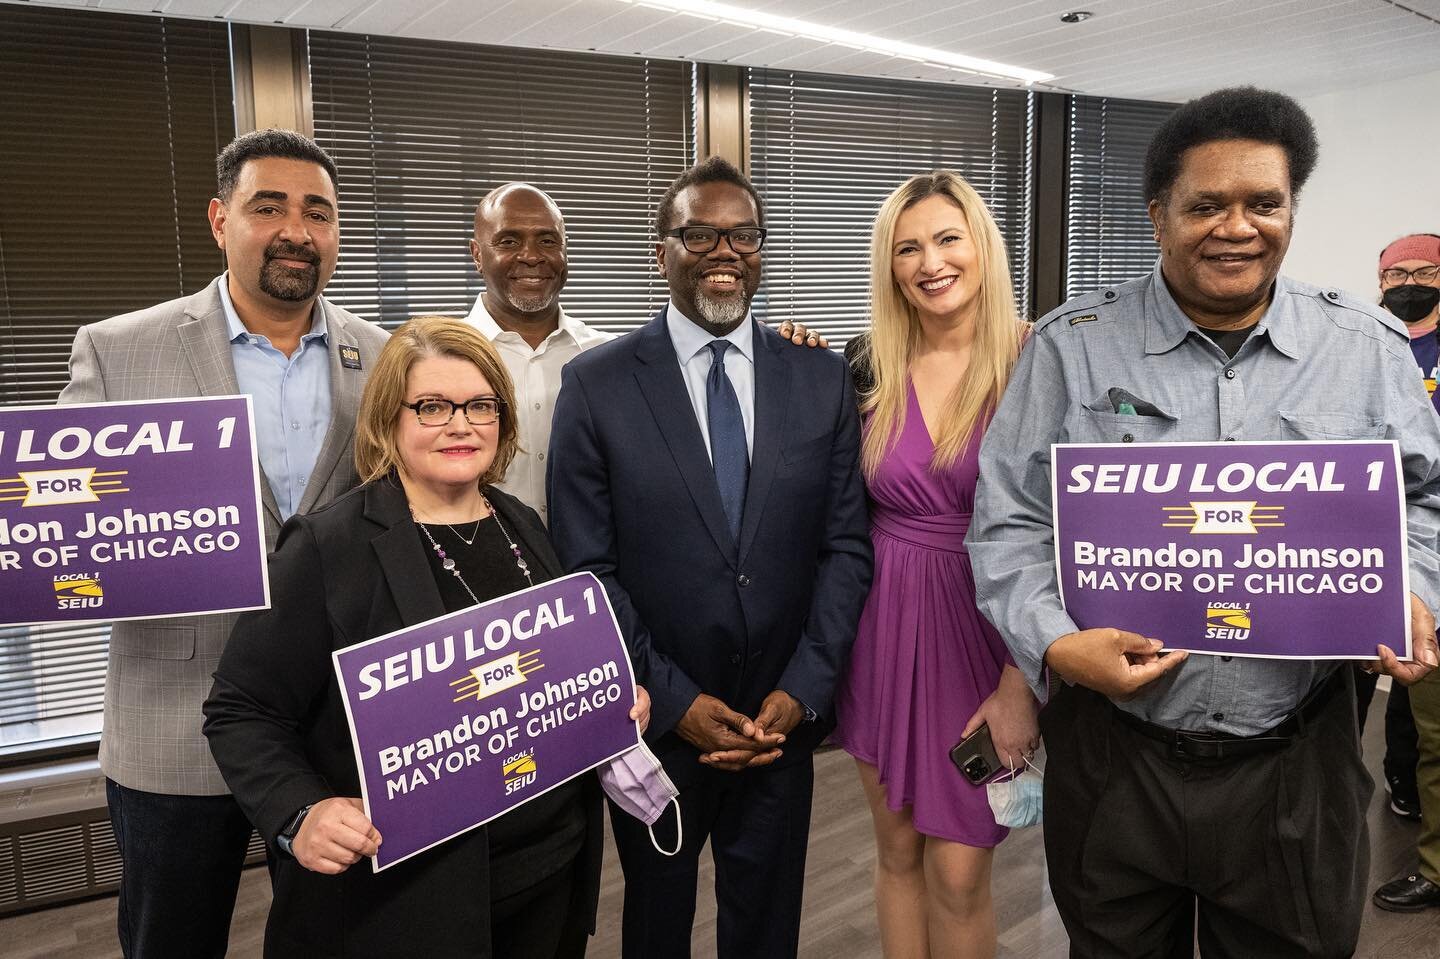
<box><xmin>58</xmin><ymin>275</ymin><xmax>390</xmax><ymax>795</ymax></box>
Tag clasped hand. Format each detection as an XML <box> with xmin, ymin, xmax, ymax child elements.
<box><xmin>676</xmin><ymin>691</ymin><xmax>803</xmax><ymax>771</ymax></box>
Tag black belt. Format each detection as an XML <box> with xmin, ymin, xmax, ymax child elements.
<box><xmin>1112</xmin><ymin>667</ymin><xmax>1347</xmax><ymax>762</ymax></box>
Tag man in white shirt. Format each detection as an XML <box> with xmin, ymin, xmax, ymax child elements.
<box><xmin>464</xmin><ymin>183</ymin><xmax>612</xmax><ymax>520</ymax></box>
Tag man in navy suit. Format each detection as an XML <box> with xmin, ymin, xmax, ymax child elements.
<box><xmin>547</xmin><ymin>156</ymin><xmax>872</xmax><ymax>958</ymax></box>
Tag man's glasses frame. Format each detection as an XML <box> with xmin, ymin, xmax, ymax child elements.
<box><xmin>661</xmin><ymin>226</ymin><xmax>768</xmax><ymax>255</ymax></box>
<box><xmin>403</xmin><ymin>396</ymin><xmax>504</xmax><ymax>427</ymax></box>
<box><xmin>1380</xmin><ymin>265</ymin><xmax>1440</xmax><ymax>286</ymax></box>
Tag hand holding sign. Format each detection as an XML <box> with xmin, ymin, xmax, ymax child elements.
<box><xmin>293</xmin><ymin>797</ymin><xmax>383</xmax><ymax>876</ymax></box>
<box><xmin>631</xmin><ymin>684</ymin><xmax>652</xmax><ymax>734</ymax></box>
<box><xmin>1045</xmin><ymin>627</ymin><xmax>1189</xmax><ymax>701</ymax></box>
<box><xmin>1373</xmin><ymin>593</ymin><xmax>1440</xmax><ymax>686</ymax></box>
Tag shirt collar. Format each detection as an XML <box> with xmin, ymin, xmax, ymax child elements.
<box><xmin>466</xmin><ymin>295</ymin><xmax>576</xmax><ymax>348</ymax></box>
<box><xmin>219</xmin><ymin>271</ymin><xmax>328</xmax><ymax>345</ymax></box>
<box><xmin>665</xmin><ymin>300</ymin><xmax>755</xmax><ymax>364</ymax></box>
<box><xmin>1142</xmin><ymin>260</ymin><xmax>1300</xmax><ymax>360</ymax></box>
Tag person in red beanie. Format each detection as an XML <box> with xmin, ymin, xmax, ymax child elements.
<box><xmin>1373</xmin><ymin>232</ymin><xmax>1440</xmax><ymax>913</ymax></box>
<box><xmin>1381</xmin><ymin>233</ymin><xmax>1440</xmax><ymax>403</ymax></box>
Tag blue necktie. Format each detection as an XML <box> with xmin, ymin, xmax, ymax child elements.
<box><xmin>705</xmin><ymin>340</ymin><xmax>748</xmax><ymax>541</ymax></box>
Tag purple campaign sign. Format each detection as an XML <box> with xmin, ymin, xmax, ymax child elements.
<box><xmin>1052</xmin><ymin>441</ymin><xmax>1410</xmax><ymax>660</ymax></box>
<box><xmin>0</xmin><ymin>397</ymin><xmax>267</xmax><ymax>626</ymax></box>
<box><xmin>333</xmin><ymin>572</ymin><xmax>639</xmax><ymax>872</ymax></box>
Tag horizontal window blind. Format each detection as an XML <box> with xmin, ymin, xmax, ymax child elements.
<box><xmin>1064</xmin><ymin>95</ymin><xmax>1177</xmax><ymax>300</ymax></box>
<box><xmin>0</xmin><ymin>5</ymin><xmax>233</xmax><ymax>757</ymax></box>
<box><xmin>748</xmin><ymin>70</ymin><xmax>1034</xmax><ymax>346</ymax></box>
<box><xmin>308</xmin><ymin>33</ymin><xmax>694</xmax><ymax>333</ymax></box>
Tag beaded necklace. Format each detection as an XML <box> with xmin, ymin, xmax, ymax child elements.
<box><xmin>411</xmin><ymin>493</ymin><xmax>533</xmax><ymax>605</ymax></box>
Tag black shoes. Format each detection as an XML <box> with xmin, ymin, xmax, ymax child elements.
<box><xmin>1384</xmin><ymin>774</ymin><xmax>1423</xmax><ymax>822</ymax></box>
<box><xmin>1374</xmin><ymin>873</ymin><xmax>1440</xmax><ymax>912</ymax></box>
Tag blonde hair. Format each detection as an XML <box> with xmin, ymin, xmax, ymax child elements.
<box><xmin>859</xmin><ymin>171</ymin><xmax>1023</xmax><ymax>479</ymax></box>
<box><xmin>354</xmin><ymin>316</ymin><xmax>519</xmax><ymax>487</ymax></box>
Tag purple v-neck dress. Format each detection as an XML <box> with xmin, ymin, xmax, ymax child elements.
<box><xmin>833</xmin><ymin>381</ymin><xmax>1010</xmax><ymax>847</ymax></box>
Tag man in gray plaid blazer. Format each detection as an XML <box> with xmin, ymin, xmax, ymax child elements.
<box><xmin>58</xmin><ymin>130</ymin><xmax>388</xmax><ymax>959</ymax></box>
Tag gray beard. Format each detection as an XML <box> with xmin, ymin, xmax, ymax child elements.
<box><xmin>694</xmin><ymin>291</ymin><xmax>748</xmax><ymax>333</ymax></box>
<box><xmin>505</xmin><ymin>288</ymin><xmax>555</xmax><ymax>315</ymax></box>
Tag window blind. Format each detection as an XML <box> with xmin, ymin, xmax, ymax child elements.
<box><xmin>0</xmin><ymin>5</ymin><xmax>234</xmax><ymax>756</ymax></box>
<box><xmin>308</xmin><ymin>32</ymin><xmax>694</xmax><ymax>333</ymax></box>
<box><xmin>1064</xmin><ymin>95</ymin><xmax>1177</xmax><ymax>299</ymax></box>
<box><xmin>748</xmin><ymin>69</ymin><xmax>1034</xmax><ymax>346</ymax></box>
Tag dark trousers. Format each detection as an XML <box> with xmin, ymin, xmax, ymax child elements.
<box><xmin>609</xmin><ymin>756</ymin><xmax>814</xmax><ymax>959</ymax></box>
<box><xmin>1040</xmin><ymin>677</ymin><xmax>1371</xmax><ymax>959</ymax></box>
<box><xmin>1354</xmin><ymin>666</ymin><xmax>1420</xmax><ymax>785</ymax></box>
<box><xmin>490</xmin><ymin>855</ymin><xmax>590</xmax><ymax>959</ymax></box>
<box><xmin>106</xmin><ymin>779</ymin><xmax>255</xmax><ymax>959</ymax></box>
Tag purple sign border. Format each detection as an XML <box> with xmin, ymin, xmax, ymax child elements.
<box><xmin>0</xmin><ymin>396</ymin><xmax>269</xmax><ymax>627</ymax></box>
<box><xmin>1049</xmin><ymin>439</ymin><xmax>1412</xmax><ymax>661</ymax></box>
<box><xmin>332</xmin><ymin>571</ymin><xmax>640</xmax><ymax>873</ymax></box>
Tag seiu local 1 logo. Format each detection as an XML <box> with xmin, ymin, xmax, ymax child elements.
<box><xmin>54</xmin><ymin>571</ymin><xmax>103</xmax><ymax>610</ymax></box>
<box><xmin>1205</xmin><ymin>602</ymin><xmax>1251</xmax><ymax>641</ymax></box>
<box><xmin>502</xmin><ymin>748</ymin><xmax>537</xmax><ymax>796</ymax></box>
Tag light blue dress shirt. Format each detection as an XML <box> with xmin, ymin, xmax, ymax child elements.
<box><xmin>967</xmin><ymin>263</ymin><xmax>1440</xmax><ymax>736</ymax></box>
<box><xmin>665</xmin><ymin>301</ymin><xmax>755</xmax><ymax>460</ymax></box>
<box><xmin>219</xmin><ymin>274</ymin><xmax>333</xmax><ymax>519</ymax></box>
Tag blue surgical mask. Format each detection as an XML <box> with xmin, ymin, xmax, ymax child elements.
<box><xmin>986</xmin><ymin>751</ymin><xmax>1043</xmax><ymax>828</ymax></box>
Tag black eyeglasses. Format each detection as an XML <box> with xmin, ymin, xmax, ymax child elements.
<box><xmin>661</xmin><ymin>226</ymin><xmax>767</xmax><ymax>255</ymax></box>
<box><xmin>403</xmin><ymin>396</ymin><xmax>504</xmax><ymax>427</ymax></box>
<box><xmin>1381</xmin><ymin>265</ymin><xmax>1440</xmax><ymax>286</ymax></box>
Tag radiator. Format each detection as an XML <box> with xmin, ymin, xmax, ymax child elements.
<box><xmin>0</xmin><ymin>758</ymin><xmax>264</xmax><ymax>915</ymax></box>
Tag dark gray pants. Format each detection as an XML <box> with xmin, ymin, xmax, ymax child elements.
<box><xmin>106</xmin><ymin>779</ymin><xmax>254</xmax><ymax>959</ymax></box>
<box><xmin>1041</xmin><ymin>676</ymin><xmax>1371</xmax><ymax>959</ymax></box>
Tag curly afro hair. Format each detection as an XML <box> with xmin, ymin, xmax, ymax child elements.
<box><xmin>1144</xmin><ymin>86</ymin><xmax>1318</xmax><ymax>205</ymax></box>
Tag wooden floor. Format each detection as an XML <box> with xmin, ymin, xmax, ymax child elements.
<box><xmin>5</xmin><ymin>689</ymin><xmax>1437</xmax><ymax>958</ymax></box>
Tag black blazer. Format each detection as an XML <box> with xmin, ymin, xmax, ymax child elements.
<box><xmin>547</xmin><ymin>311</ymin><xmax>873</xmax><ymax>788</ymax></box>
<box><xmin>203</xmin><ymin>477</ymin><xmax>602</xmax><ymax>958</ymax></box>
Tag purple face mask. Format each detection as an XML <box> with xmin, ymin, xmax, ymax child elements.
<box><xmin>599</xmin><ymin>739</ymin><xmax>682</xmax><ymax>856</ymax></box>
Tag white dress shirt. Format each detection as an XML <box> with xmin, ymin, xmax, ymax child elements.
<box><xmin>464</xmin><ymin>297</ymin><xmax>613</xmax><ymax>520</ymax></box>
<box><xmin>665</xmin><ymin>301</ymin><xmax>756</xmax><ymax>460</ymax></box>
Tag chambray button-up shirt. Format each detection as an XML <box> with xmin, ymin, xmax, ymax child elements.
<box><xmin>967</xmin><ymin>263</ymin><xmax>1440</xmax><ymax>736</ymax></box>
<box><xmin>219</xmin><ymin>275</ymin><xmax>332</xmax><ymax>520</ymax></box>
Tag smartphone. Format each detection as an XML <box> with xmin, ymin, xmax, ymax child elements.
<box><xmin>949</xmin><ymin>723</ymin><xmax>1004</xmax><ymax>786</ymax></box>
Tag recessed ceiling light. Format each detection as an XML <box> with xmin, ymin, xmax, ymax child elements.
<box><xmin>1060</xmin><ymin>11</ymin><xmax>1094</xmax><ymax>23</ymax></box>
<box><xmin>622</xmin><ymin>0</ymin><xmax>1054</xmax><ymax>85</ymax></box>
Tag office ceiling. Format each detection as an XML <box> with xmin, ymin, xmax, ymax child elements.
<box><xmin>12</xmin><ymin>0</ymin><xmax>1440</xmax><ymax>101</ymax></box>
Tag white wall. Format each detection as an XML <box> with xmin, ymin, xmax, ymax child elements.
<box><xmin>1284</xmin><ymin>70</ymin><xmax>1440</xmax><ymax>302</ymax></box>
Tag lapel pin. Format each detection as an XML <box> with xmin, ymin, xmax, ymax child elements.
<box><xmin>340</xmin><ymin>345</ymin><xmax>362</xmax><ymax>370</ymax></box>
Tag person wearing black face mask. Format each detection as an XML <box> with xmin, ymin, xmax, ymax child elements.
<box><xmin>1371</xmin><ymin>232</ymin><xmax>1440</xmax><ymax>912</ymax></box>
<box><xmin>1380</xmin><ymin>234</ymin><xmax>1440</xmax><ymax>398</ymax></box>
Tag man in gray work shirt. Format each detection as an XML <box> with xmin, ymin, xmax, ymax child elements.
<box><xmin>969</xmin><ymin>86</ymin><xmax>1440</xmax><ymax>957</ymax></box>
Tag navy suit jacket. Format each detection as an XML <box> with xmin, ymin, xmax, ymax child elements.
<box><xmin>547</xmin><ymin>310</ymin><xmax>872</xmax><ymax>783</ymax></box>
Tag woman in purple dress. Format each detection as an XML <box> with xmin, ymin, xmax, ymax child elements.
<box><xmin>833</xmin><ymin>171</ymin><xmax>1038</xmax><ymax>959</ymax></box>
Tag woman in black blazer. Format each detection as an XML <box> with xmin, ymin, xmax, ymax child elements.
<box><xmin>204</xmin><ymin>316</ymin><xmax>646</xmax><ymax>958</ymax></box>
